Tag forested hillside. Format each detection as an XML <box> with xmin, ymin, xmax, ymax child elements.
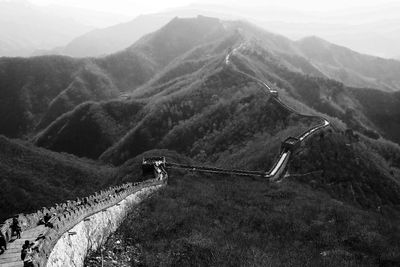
<box><xmin>0</xmin><ymin>16</ymin><xmax>226</xmax><ymax>139</ymax></box>
<box><xmin>2</xmin><ymin>15</ymin><xmax>400</xmax><ymax>266</ymax></box>
<box><xmin>29</xmin><ymin>17</ymin><xmax>400</xmax><ymax>170</ymax></box>
<box><xmin>0</xmin><ymin>135</ymin><xmax>114</xmax><ymax>220</ymax></box>
<box><xmin>2</xmin><ymin>16</ymin><xmax>400</xmax><ymax>142</ymax></box>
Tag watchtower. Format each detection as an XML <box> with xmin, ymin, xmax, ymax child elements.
<box><xmin>270</xmin><ymin>89</ymin><xmax>279</xmax><ymax>98</ymax></box>
<box><xmin>142</xmin><ymin>157</ymin><xmax>166</xmax><ymax>176</ymax></box>
<box><xmin>281</xmin><ymin>137</ymin><xmax>300</xmax><ymax>151</ymax></box>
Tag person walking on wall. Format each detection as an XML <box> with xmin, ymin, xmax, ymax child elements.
<box><xmin>21</xmin><ymin>241</ymin><xmax>34</xmax><ymax>267</ymax></box>
<box><xmin>39</xmin><ymin>213</ymin><xmax>54</xmax><ymax>228</ymax></box>
<box><xmin>0</xmin><ymin>232</ymin><xmax>7</xmax><ymax>254</ymax></box>
<box><xmin>11</xmin><ymin>217</ymin><xmax>21</xmax><ymax>239</ymax></box>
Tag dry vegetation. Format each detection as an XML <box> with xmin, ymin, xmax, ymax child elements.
<box><xmin>86</xmin><ymin>170</ymin><xmax>400</xmax><ymax>266</ymax></box>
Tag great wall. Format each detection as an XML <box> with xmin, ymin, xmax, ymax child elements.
<box><xmin>0</xmin><ymin>45</ymin><xmax>334</xmax><ymax>266</ymax></box>
<box><xmin>166</xmin><ymin>43</ymin><xmax>332</xmax><ymax>180</ymax></box>
<box><xmin>0</xmin><ymin>165</ymin><xmax>168</xmax><ymax>267</ymax></box>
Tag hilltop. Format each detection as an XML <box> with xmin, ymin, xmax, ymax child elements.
<box><xmin>0</xmin><ymin>16</ymin><xmax>226</xmax><ymax>139</ymax></box>
<box><xmin>2</xmin><ymin>16</ymin><xmax>400</xmax><ymax>141</ymax></box>
<box><xmin>1</xmin><ymin>15</ymin><xmax>400</xmax><ymax>266</ymax></box>
<box><xmin>28</xmin><ymin>17</ymin><xmax>400</xmax><ymax>165</ymax></box>
<box><xmin>56</xmin><ymin>14</ymin><xmax>172</xmax><ymax>58</ymax></box>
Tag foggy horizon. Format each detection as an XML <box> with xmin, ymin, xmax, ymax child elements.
<box><xmin>1</xmin><ymin>0</ymin><xmax>400</xmax><ymax>58</ymax></box>
<box><xmin>7</xmin><ymin>0</ymin><xmax>400</xmax><ymax>15</ymax></box>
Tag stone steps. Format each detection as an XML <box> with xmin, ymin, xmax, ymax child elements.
<box><xmin>0</xmin><ymin>225</ymin><xmax>47</xmax><ymax>267</ymax></box>
<box><xmin>0</xmin><ymin>185</ymin><xmax>162</xmax><ymax>266</ymax></box>
<box><xmin>0</xmin><ymin>262</ymin><xmax>23</xmax><ymax>267</ymax></box>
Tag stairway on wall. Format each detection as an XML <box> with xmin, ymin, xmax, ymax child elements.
<box><xmin>0</xmin><ymin>225</ymin><xmax>46</xmax><ymax>267</ymax></box>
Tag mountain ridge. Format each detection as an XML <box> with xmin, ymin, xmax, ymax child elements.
<box><xmin>296</xmin><ymin>35</ymin><xmax>400</xmax><ymax>92</ymax></box>
<box><xmin>1</xmin><ymin>16</ymin><xmax>400</xmax><ymax>157</ymax></box>
<box><xmin>2</xmin><ymin>15</ymin><xmax>400</xmax><ymax>266</ymax></box>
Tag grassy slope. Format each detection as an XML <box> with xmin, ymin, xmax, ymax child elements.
<box><xmin>86</xmin><ymin>170</ymin><xmax>400</xmax><ymax>267</ymax></box>
<box><xmin>289</xmin><ymin>131</ymin><xmax>400</xmax><ymax>210</ymax></box>
<box><xmin>86</xmin><ymin>131</ymin><xmax>400</xmax><ymax>267</ymax></box>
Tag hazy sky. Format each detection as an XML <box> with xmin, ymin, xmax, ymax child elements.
<box><xmin>23</xmin><ymin>0</ymin><xmax>399</xmax><ymax>15</ymax></box>
<box><xmin>1</xmin><ymin>0</ymin><xmax>398</xmax><ymax>58</ymax></box>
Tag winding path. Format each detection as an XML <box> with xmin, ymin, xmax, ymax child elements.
<box><xmin>167</xmin><ymin>43</ymin><xmax>331</xmax><ymax>180</ymax></box>
<box><xmin>0</xmin><ymin>42</ymin><xmax>333</xmax><ymax>267</ymax></box>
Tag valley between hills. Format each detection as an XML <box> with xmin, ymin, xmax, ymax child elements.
<box><xmin>1</xmin><ymin>16</ymin><xmax>400</xmax><ymax>266</ymax></box>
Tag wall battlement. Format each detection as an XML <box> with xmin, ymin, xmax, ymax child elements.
<box><xmin>0</xmin><ymin>164</ymin><xmax>168</xmax><ymax>267</ymax></box>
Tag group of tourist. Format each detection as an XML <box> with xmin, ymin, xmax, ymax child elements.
<box><xmin>0</xmin><ymin>213</ymin><xmax>55</xmax><ymax>266</ymax></box>
<box><xmin>1</xmin><ymin>185</ymin><xmax>132</xmax><ymax>264</ymax></box>
<box><xmin>0</xmin><ymin>217</ymin><xmax>20</xmax><ymax>255</ymax></box>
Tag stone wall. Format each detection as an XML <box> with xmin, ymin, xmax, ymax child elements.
<box><xmin>46</xmin><ymin>184</ymin><xmax>163</xmax><ymax>267</ymax></box>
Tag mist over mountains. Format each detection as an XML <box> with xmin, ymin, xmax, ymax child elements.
<box><xmin>6</xmin><ymin>14</ymin><xmax>400</xmax><ymax>173</ymax></box>
<box><xmin>1</xmin><ymin>9</ymin><xmax>400</xmax><ymax>265</ymax></box>
<box><xmin>0</xmin><ymin>0</ymin><xmax>129</xmax><ymax>57</ymax></box>
<box><xmin>2</xmin><ymin>16</ymin><xmax>400</xmax><ymax>148</ymax></box>
<box><xmin>3</xmin><ymin>0</ymin><xmax>400</xmax><ymax>60</ymax></box>
<box><xmin>27</xmin><ymin>2</ymin><xmax>400</xmax><ymax>60</ymax></box>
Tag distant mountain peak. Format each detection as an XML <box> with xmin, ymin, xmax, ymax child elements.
<box><xmin>127</xmin><ymin>15</ymin><xmax>226</xmax><ymax>67</ymax></box>
<box><xmin>297</xmin><ymin>36</ymin><xmax>332</xmax><ymax>48</ymax></box>
<box><xmin>162</xmin><ymin>15</ymin><xmax>222</xmax><ymax>30</ymax></box>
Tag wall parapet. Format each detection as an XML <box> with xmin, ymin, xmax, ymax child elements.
<box><xmin>0</xmin><ymin>163</ymin><xmax>168</xmax><ymax>267</ymax></box>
